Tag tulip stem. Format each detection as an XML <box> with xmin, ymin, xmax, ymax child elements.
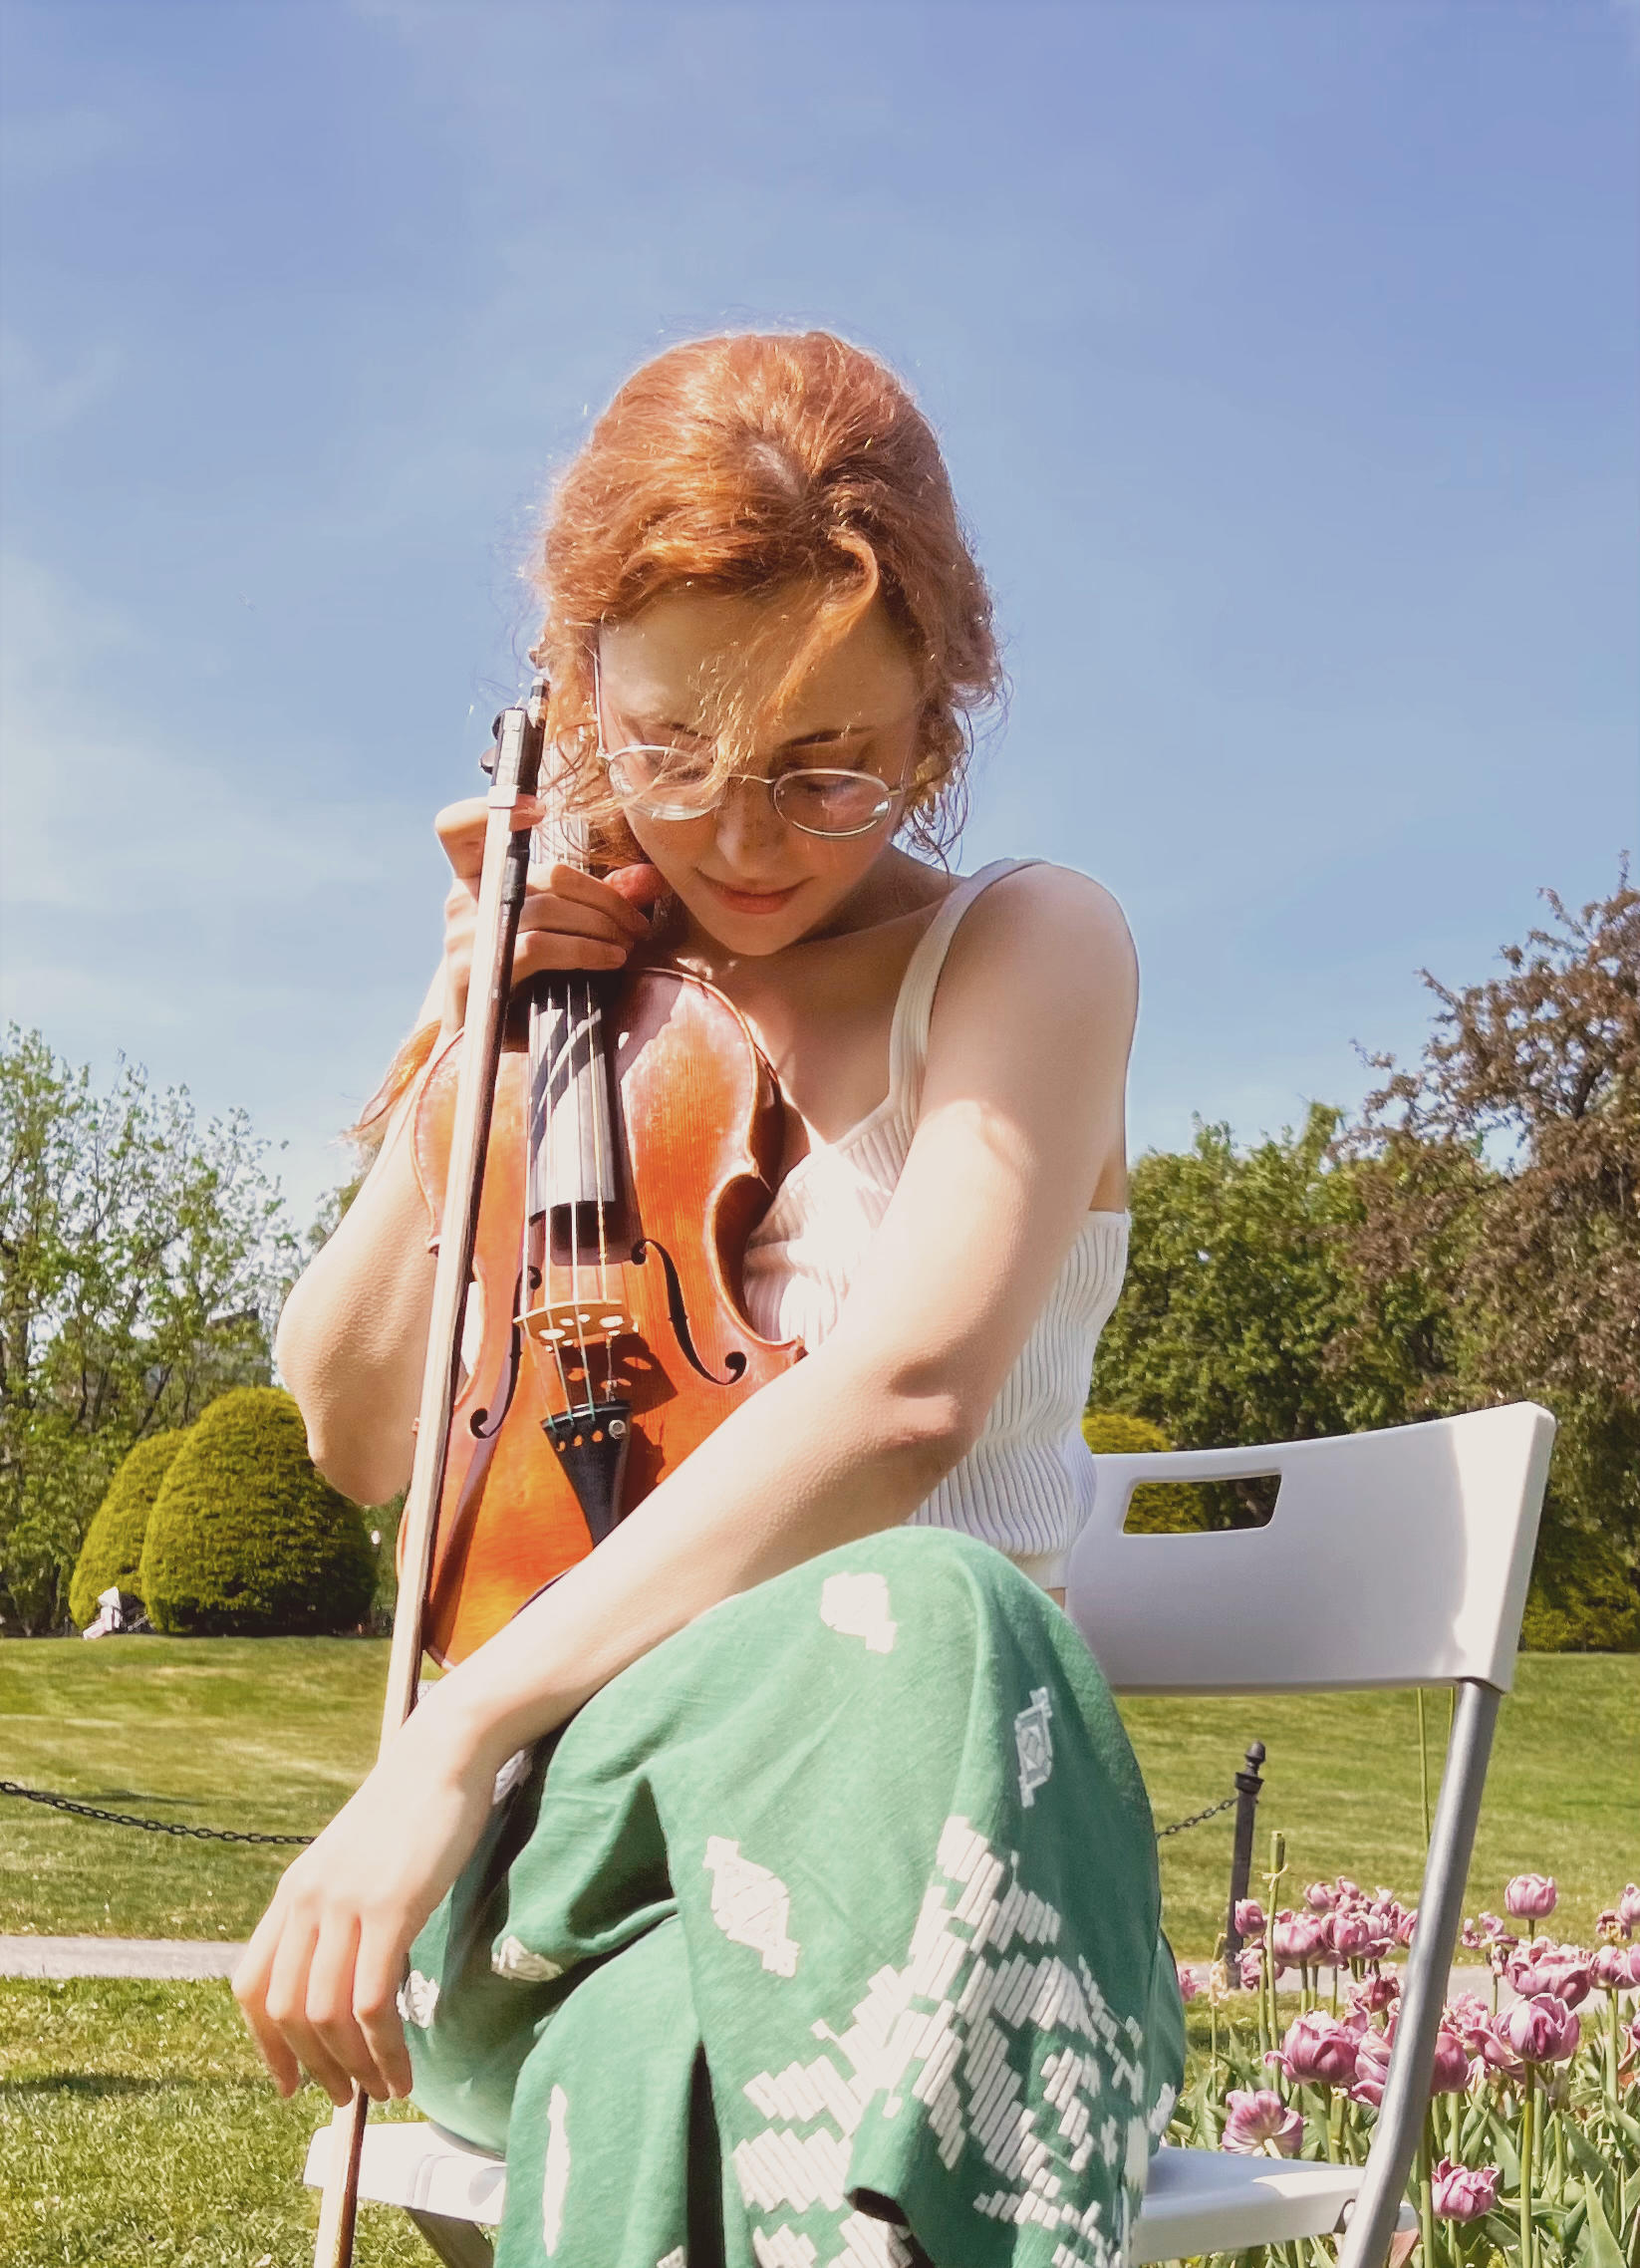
<box><xmin>1518</xmin><ymin>2064</ymin><xmax>1534</xmax><ymax>2268</ymax></box>
<box><xmin>1416</xmin><ymin>2114</ymin><xmax>1437</xmax><ymax>2268</ymax></box>
<box><xmin>1416</xmin><ymin>1687</ymin><xmax>1432</xmax><ymax>1848</ymax></box>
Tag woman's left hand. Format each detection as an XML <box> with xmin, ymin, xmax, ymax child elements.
<box><xmin>232</xmin><ymin>1701</ymin><xmax>496</xmax><ymax>2105</ymax></box>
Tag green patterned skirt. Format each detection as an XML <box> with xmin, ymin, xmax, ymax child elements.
<box><xmin>404</xmin><ymin>1527</ymin><xmax>1184</xmax><ymax>2267</ymax></box>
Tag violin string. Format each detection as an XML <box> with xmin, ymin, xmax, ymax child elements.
<box><xmin>567</xmin><ymin>978</ymin><xmax>595</xmax><ymax>1421</ymax></box>
<box><xmin>538</xmin><ymin>987</ymin><xmax>577</xmax><ymax>1420</ymax></box>
<box><xmin>585</xmin><ymin>971</ymin><xmax>616</xmax><ymax>1401</ymax></box>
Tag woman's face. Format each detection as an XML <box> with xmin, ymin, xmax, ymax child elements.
<box><xmin>597</xmin><ymin>588</ymin><xmax>924</xmax><ymax>957</ymax></box>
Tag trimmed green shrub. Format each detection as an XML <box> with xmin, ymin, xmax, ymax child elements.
<box><xmin>1081</xmin><ymin>1410</ymin><xmax>1212</xmax><ymax>1534</ymax></box>
<box><xmin>139</xmin><ymin>1387</ymin><xmax>376</xmax><ymax>1635</ymax></box>
<box><xmin>1520</xmin><ymin>1514</ymin><xmax>1640</xmax><ymax>1653</ymax></box>
<box><xmin>68</xmin><ymin>1428</ymin><xmax>192</xmax><ymax>1628</ymax></box>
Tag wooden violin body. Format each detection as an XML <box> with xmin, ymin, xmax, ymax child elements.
<box><xmin>408</xmin><ymin>958</ymin><xmax>802</xmax><ymax>1665</ymax></box>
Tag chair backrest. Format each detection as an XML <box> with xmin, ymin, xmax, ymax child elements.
<box><xmin>1066</xmin><ymin>1403</ymin><xmax>1554</xmax><ymax>1695</ymax></box>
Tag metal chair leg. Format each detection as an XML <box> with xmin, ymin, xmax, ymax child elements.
<box><xmin>1339</xmin><ymin>1678</ymin><xmax>1502</xmax><ymax>2268</ymax></box>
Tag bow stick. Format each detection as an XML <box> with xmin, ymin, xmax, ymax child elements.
<box><xmin>313</xmin><ymin>683</ymin><xmax>547</xmax><ymax>2268</ymax></box>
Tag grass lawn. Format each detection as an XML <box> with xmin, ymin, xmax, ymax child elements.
<box><xmin>1</xmin><ymin>1643</ymin><xmax>1635</xmax><ymax>2263</ymax></box>
<box><xmin>0</xmin><ymin>1977</ymin><xmax>429</xmax><ymax>2267</ymax></box>
<box><xmin>3</xmin><ymin>1632</ymin><xmax>1640</xmax><ymax>1950</ymax></box>
<box><xmin>3</xmin><ymin>1637</ymin><xmax>1636</xmax><ymax>1951</ymax></box>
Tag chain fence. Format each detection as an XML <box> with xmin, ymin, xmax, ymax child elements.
<box><xmin>0</xmin><ymin>1778</ymin><xmax>315</xmax><ymax>1846</ymax></box>
<box><xmin>2</xmin><ymin>1776</ymin><xmax>1240</xmax><ymax>1848</ymax></box>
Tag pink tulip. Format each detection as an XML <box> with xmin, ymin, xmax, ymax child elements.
<box><xmin>1504</xmin><ymin>1873</ymin><xmax>1557</xmax><ymax>1920</ymax></box>
<box><xmin>1351</xmin><ymin>2025</ymin><xmax>1392</xmax><ymax>2108</ymax></box>
<box><xmin>1234</xmin><ymin>1899</ymin><xmax>1266</xmax><ymax>1941</ymax></box>
<box><xmin>1467</xmin><ymin>2014</ymin><xmax>1524</xmax><ymax>2081</ymax></box>
<box><xmin>1475</xmin><ymin>1911</ymin><xmax>1516</xmax><ymax>1951</ymax></box>
<box><xmin>1177</xmin><ymin>1963</ymin><xmax>1200</xmax><ymax>2003</ymax></box>
<box><xmin>1271</xmin><ymin>1909</ymin><xmax>1331</xmax><ymax>1969</ymax></box>
<box><xmin>1461</xmin><ymin>1915</ymin><xmax>1489</xmax><ymax>1951</ymax></box>
<box><xmin>1336</xmin><ymin>1876</ymin><xmax>1362</xmax><ymax>1899</ymax></box>
<box><xmin>1592</xmin><ymin>1943</ymin><xmax>1640</xmax><ymax>1992</ymax></box>
<box><xmin>1304</xmin><ymin>1880</ymin><xmax>1338</xmax><ymax>1912</ymax></box>
<box><xmin>1349</xmin><ymin>1972</ymin><xmax>1401</xmax><ymax>2017</ymax></box>
<box><xmin>1429</xmin><ymin>2026</ymin><xmax>1471</xmax><ymax>2096</ymax></box>
<box><xmin>1499</xmin><ymin>1993</ymin><xmax>1581</xmax><ymax>2065</ymax></box>
<box><xmin>1617</xmin><ymin>1884</ymin><xmax>1640</xmax><ymax>1937</ymax></box>
<box><xmin>1329</xmin><ymin>1907</ymin><xmax>1376</xmax><ymax>1960</ymax></box>
<box><xmin>1595</xmin><ymin>1908</ymin><xmax>1624</xmax><ymax>1946</ymax></box>
<box><xmin>1238</xmin><ymin>1948</ymin><xmax>1264</xmax><ymax>1992</ymax></box>
<box><xmin>1271</xmin><ymin>2010</ymin><xmax>1360</xmax><ymax>2087</ymax></box>
<box><xmin>1447</xmin><ymin>1990</ymin><xmax>1492</xmax><ymax>2040</ymax></box>
<box><xmin>1506</xmin><ymin>1940</ymin><xmax>1591</xmax><ymax>2009</ymax></box>
<box><xmin>1396</xmin><ymin>1906</ymin><xmax>1418</xmax><ymax>1947</ymax></box>
<box><xmin>1432</xmin><ymin>2158</ymin><xmax>1501</xmax><ymax>2223</ymax></box>
<box><xmin>1221</xmin><ymin>2087</ymin><xmax>1303</xmax><ymax>2157</ymax></box>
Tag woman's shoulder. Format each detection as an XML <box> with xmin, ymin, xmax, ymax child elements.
<box><xmin>927</xmin><ymin>860</ymin><xmax>1138</xmax><ymax>1062</ymax></box>
<box><xmin>963</xmin><ymin>860</ymin><xmax>1136</xmax><ymax>976</ymax></box>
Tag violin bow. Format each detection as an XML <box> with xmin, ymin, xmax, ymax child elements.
<box><xmin>313</xmin><ymin>684</ymin><xmax>546</xmax><ymax>2268</ymax></box>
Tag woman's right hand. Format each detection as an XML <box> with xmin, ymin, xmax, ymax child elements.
<box><xmin>432</xmin><ymin>795</ymin><xmax>667</xmax><ymax>1036</ymax></box>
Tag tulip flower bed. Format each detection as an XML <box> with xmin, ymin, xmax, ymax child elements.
<box><xmin>1170</xmin><ymin>1859</ymin><xmax>1640</xmax><ymax>2268</ymax></box>
<box><xmin>1171</xmin><ymin>1858</ymin><xmax>1640</xmax><ymax>2267</ymax></box>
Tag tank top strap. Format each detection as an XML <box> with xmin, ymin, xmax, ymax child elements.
<box><xmin>887</xmin><ymin>858</ymin><xmax>1041</xmax><ymax>1109</ymax></box>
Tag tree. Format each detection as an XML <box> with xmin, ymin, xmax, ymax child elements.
<box><xmin>0</xmin><ymin>1027</ymin><xmax>296</xmax><ymax>1632</ymax></box>
<box><xmin>1088</xmin><ymin>1105</ymin><xmax>1427</xmax><ymax>1523</ymax></box>
<box><xmin>139</xmin><ymin>1387</ymin><xmax>375</xmax><ymax>1636</ymax></box>
<box><xmin>1340</xmin><ymin>872</ymin><xmax>1639</xmax><ymax>1570</ymax></box>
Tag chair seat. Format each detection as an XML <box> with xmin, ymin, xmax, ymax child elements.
<box><xmin>306</xmin><ymin>2121</ymin><xmax>1414</xmax><ymax>2258</ymax></box>
<box><xmin>305</xmin><ymin>2119</ymin><xmax>505</xmax><ymax>2224</ymax></box>
<box><xmin>1132</xmin><ymin>2144</ymin><xmax>1412</xmax><ymax>2261</ymax></box>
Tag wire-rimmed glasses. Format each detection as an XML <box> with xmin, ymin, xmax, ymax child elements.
<box><xmin>593</xmin><ymin>655</ymin><xmax>912</xmax><ymax>838</ymax></box>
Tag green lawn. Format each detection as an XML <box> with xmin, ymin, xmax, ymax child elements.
<box><xmin>2</xmin><ymin>1638</ymin><xmax>1636</xmax><ymax>1952</ymax></box>
<box><xmin>3</xmin><ymin>1643</ymin><xmax>1634</xmax><ymax>2266</ymax></box>
<box><xmin>0</xmin><ymin>1977</ymin><xmax>428</xmax><ymax>2267</ymax></box>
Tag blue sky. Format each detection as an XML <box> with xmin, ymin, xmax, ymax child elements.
<box><xmin>2</xmin><ymin>0</ymin><xmax>1635</xmax><ymax>1228</ymax></box>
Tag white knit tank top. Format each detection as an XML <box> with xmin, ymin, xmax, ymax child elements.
<box><xmin>742</xmin><ymin>859</ymin><xmax>1129</xmax><ymax>1589</ymax></box>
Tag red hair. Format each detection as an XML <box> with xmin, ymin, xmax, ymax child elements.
<box><xmin>357</xmin><ymin>331</ymin><xmax>1001</xmax><ymax>1138</ymax></box>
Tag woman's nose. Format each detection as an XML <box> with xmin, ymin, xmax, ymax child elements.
<box><xmin>712</xmin><ymin>774</ymin><xmax>785</xmax><ymax>864</ymax></box>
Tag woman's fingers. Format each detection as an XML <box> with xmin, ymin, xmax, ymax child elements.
<box><xmin>232</xmin><ymin>1909</ymin><xmax>302</xmax><ymax>2096</ymax></box>
<box><xmin>433</xmin><ymin>793</ymin><xmax>548</xmax><ymax>886</ymax></box>
<box><xmin>529</xmin><ymin>862</ymin><xmax>654</xmax><ymax>937</ymax></box>
<box><xmin>262</xmin><ymin>1893</ymin><xmax>357</xmax><ymax>2107</ymax></box>
<box><xmin>606</xmin><ymin>862</ymin><xmax>668</xmax><ymax>910</ymax></box>
<box><xmin>353</xmin><ymin>1922</ymin><xmax>415</xmax><ymax>2101</ymax></box>
<box><xmin>304</xmin><ymin>1911</ymin><xmax>392</xmax><ymax>2103</ymax></box>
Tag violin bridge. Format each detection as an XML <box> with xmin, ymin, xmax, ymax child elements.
<box><xmin>518</xmin><ymin>1298</ymin><xmax>634</xmax><ymax>1349</ymax></box>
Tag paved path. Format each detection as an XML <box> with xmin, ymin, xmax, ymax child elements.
<box><xmin>0</xmin><ymin>1935</ymin><xmax>246</xmax><ymax>1979</ymax></box>
<box><xmin>2</xmin><ymin>1942</ymin><xmax>1604</xmax><ymax>2012</ymax></box>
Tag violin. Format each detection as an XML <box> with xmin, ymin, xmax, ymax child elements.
<box><xmin>403</xmin><ymin>679</ymin><xmax>803</xmax><ymax>1663</ymax></box>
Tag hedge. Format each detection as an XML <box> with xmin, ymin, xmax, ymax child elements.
<box><xmin>1081</xmin><ymin>1410</ymin><xmax>1212</xmax><ymax>1534</ymax></box>
<box><xmin>139</xmin><ymin>1386</ymin><xmax>376</xmax><ymax>1636</ymax></box>
<box><xmin>68</xmin><ymin>1428</ymin><xmax>192</xmax><ymax>1628</ymax></box>
<box><xmin>1520</xmin><ymin>1513</ymin><xmax>1640</xmax><ymax>1653</ymax></box>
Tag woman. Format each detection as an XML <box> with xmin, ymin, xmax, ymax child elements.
<box><xmin>237</xmin><ymin>331</ymin><xmax>1184</xmax><ymax>2267</ymax></box>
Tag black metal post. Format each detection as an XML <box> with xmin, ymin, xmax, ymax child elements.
<box><xmin>1223</xmin><ymin>1740</ymin><xmax>1266</xmax><ymax>1963</ymax></box>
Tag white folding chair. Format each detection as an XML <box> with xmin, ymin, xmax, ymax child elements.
<box><xmin>1068</xmin><ymin>1399</ymin><xmax>1554</xmax><ymax>2265</ymax></box>
<box><xmin>307</xmin><ymin>1400</ymin><xmax>1552</xmax><ymax>2268</ymax></box>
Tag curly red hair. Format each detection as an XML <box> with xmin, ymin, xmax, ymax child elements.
<box><xmin>534</xmin><ymin>330</ymin><xmax>1000</xmax><ymax>858</ymax></box>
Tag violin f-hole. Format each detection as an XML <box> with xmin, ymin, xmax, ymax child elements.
<box><xmin>632</xmin><ymin>1236</ymin><xmax>750</xmax><ymax>1387</ymax></box>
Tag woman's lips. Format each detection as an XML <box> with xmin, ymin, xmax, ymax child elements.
<box><xmin>700</xmin><ymin>876</ymin><xmax>804</xmax><ymax>916</ymax></box>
